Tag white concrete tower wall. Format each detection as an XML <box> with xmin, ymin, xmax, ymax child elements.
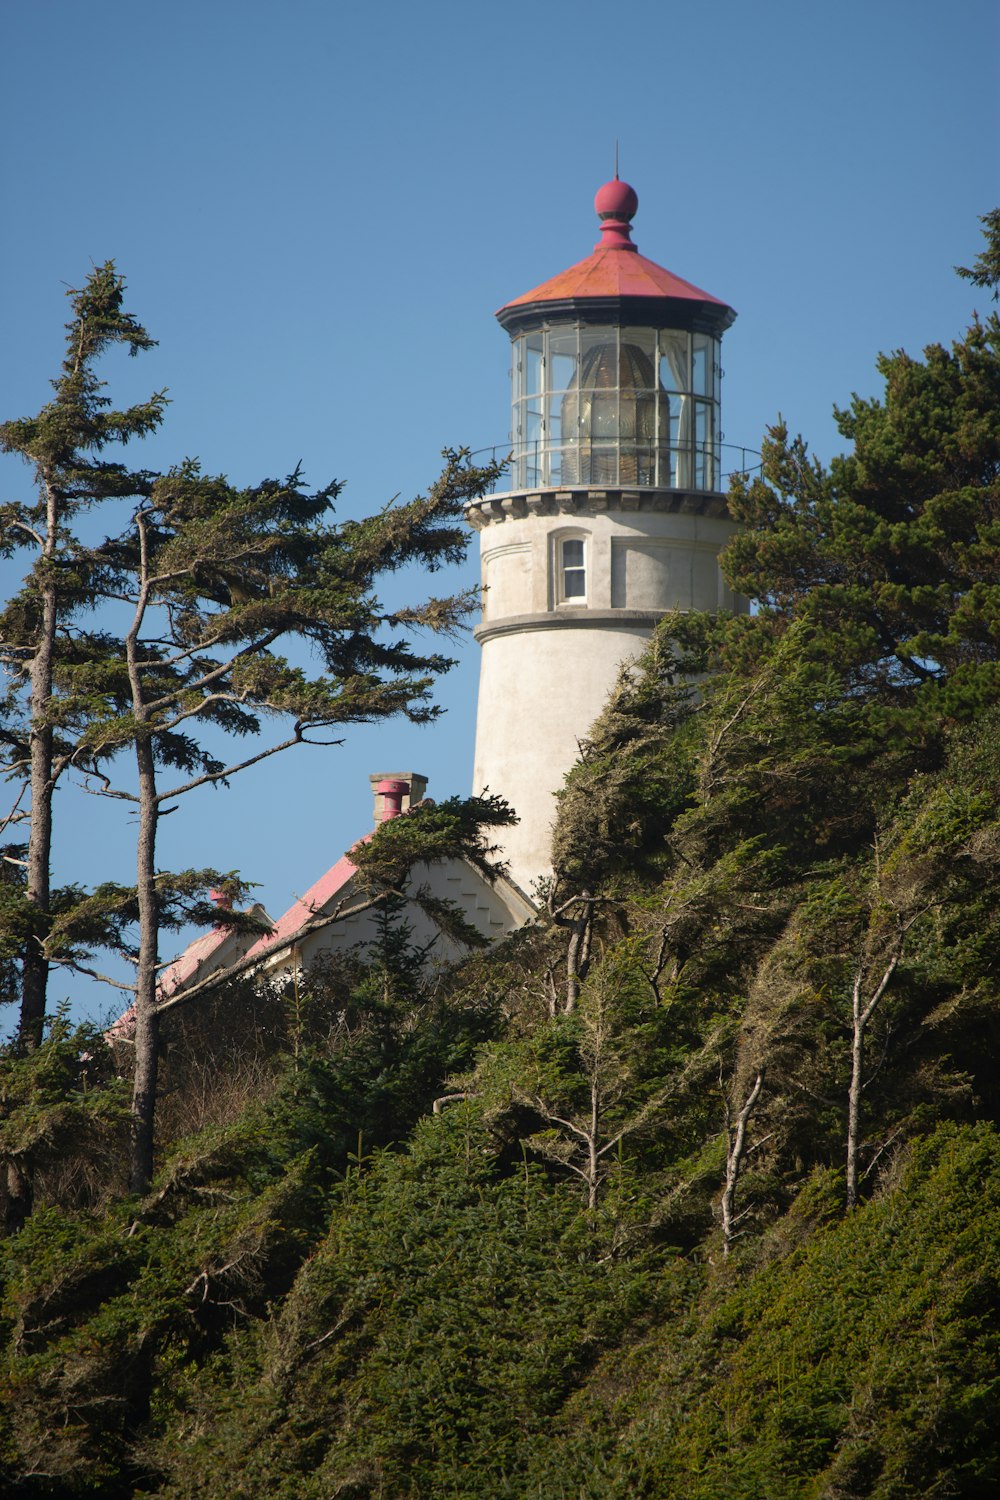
<box><xmin>469</xmin><ymin>493</ymin><xmax>744</xmax><ymax>893</ymax></box>
<box><xmin>472</xmin><ymin>621</ymin><xmax>650</xmax><ymax>891</ymax></box>
<box><xmin>470</xmin><ymin>177</ymin><xmax>745</xmax><ymax>896</ymax></box>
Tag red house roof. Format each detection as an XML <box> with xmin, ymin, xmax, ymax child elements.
<box><xmin>158</xmin><ymin>923</ymin><xmax>240</xmax><ymax>997</ymax></box>
<box><xmin>107</xmin><ymin>915</ymin><xmax>255</xmax><ymax>1042</ymax></box>
<box><xmin>243</xmin><ymin>848</ymin><xmax>362</xmax><ymax>962</ymax></box>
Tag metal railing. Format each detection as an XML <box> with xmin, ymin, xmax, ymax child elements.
<box><xmin>470</xmin><ymin>439</ymin><xmax>762</xmax><ymax>496</ymax></box>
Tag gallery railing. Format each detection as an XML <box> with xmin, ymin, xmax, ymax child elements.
<box><xmin>470</xmin><ymin>439</ymin><xmax>761</xmax><ymax>495</ymax></box>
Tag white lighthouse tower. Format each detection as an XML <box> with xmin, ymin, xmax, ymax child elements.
<box><xmin>469</xmin><ymin>177</ymin><xmax>746</xmax><ymax>895</ymax></box>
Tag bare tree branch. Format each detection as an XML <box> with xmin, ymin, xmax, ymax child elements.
<box><xmin>721</xmin><ymin>1070</ymin><xmax>764</xmax><ymax>1255</ymax></box>
<box><xmin>155</xmin><ymin>725</ymin><xmax>346</xmax><ymax>803</ymax></box>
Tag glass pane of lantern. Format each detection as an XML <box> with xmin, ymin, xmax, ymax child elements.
<box><xmin>526</xmin><ymin>332</ymin><xmax>543</xmax><ymax>395</ymax></box>
<box><xmin>624</xmin><ymin>437</ymin><xmax>656</xmax><ymax>487</ymax></box>
<box><xmin>579</xmin><ymin>326</ymin><xmax>617</xmax><ymax>385</ymax></box>
<box><xmin>695</xmin><ymin>401</ymin><xmax>714</xmax><ymax>487</ymax></box>
<box><xmin>548</xmin><ymin>328</ymin><xmax>578</xmax><ymax>393</ymax></box>
<box><xmin>589</xmin><ymin>393</ymin><xmax>618</xmax><ymax>439</ymax></box>
<box><xmin>620</xmin><ymin>333</ymin><xmax>657</xmax><ymax>482</ymax></box>
<box><xmin>659</xmin><ymin>331</ymin><xmax>689</xmax><ymax>392</ymax></box>
<box><xmin>621</xmin><ymin>327</ymin><xmax>656</xmax><ymax>385</ymax></box>
<box><xmin>673</xmin><ymin>395</ymin><xmax>693</xmax><ymax>487</ymax></box>
<box><xmin>692</xmin><ymin>334</ymin><xmax>715</xmax><ymax>397</ymax></box>
<box><xmin>589</xmin><ymin>444</ymin><xmax>618</xmax><ymax>485</ymax></box>
<box><xmin>556</xmin><ymin>442</ymin><xmax>578</xmax><ymax>484</ymax></box>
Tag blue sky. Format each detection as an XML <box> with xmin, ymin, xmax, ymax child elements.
<box><xmin>1</xmin><ymin>0</ymin><xmax>996</xmax><ymax>1022</ymax></box>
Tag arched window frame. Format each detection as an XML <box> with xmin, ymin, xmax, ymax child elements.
<box><xmin>551</xmin><ymin>528</ymin><xmax>588</xmax><ymax>608</ymax></box>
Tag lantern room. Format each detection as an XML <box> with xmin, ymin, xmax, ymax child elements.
<box><xmin>496</xmin><ymin>177</ymin><xmax>735</xmax><ymax>495</ymax></box>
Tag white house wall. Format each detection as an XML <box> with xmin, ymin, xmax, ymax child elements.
<box><xmin>256</xmin><ymin>858</ymin><xmax>534</xmax><ymax>987</ymax></box>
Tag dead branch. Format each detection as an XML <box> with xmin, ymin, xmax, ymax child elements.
<box><xmin>721</xmin><ymin>1070</ymin><xmax>764</xmax><ymax>1256</ymax></box>
<box><xmin>432</xmin><ymin>1092</ymin><xmax>478</xmax><ymax>1115</ymax></box>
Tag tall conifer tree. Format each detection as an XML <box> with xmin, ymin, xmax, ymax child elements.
<box><xmin>0</xmin><ymin>264</ymin><xmax>166</xmax><ymax>1047</ymax></box>
<box><xmin>73</xmin><ymin>452</ymin><xmax>500</xmax><ymax>1191</ymax></box>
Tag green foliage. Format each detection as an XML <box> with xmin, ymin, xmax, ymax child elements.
<box><xmin>0</xmin><ymin>262</ymin><xmax>168</xmax><ymax>1045</ymax></box>
<box><xmin>957</xmin><ymin>208</ymin><xmax>1000</xmax><ymax>299</ymax></box>
<box><xmin>552</xmin><ymin>626</ymin><xmax>705</xmax><ymax>889</ymax></box>
<box><xmin>0</xmin><ymin>261</ymin><xmax>165</xmax><ymax>535</ymax></box>
<box><xmin>469</xmin><ymin>938</ymin><xmax>729</xmax><ymax>1221</ymax></box>
<box><xmin>580</xmin><ymin>1125</ymin><xmax>1000</xmax><ymax>1500</ymax></box>
<box><xmin>350</xmin><ymin>792</ymin><xmax>517</xmax><ymax>948</ymax></box>
<box><xmin>44</xmin><ymin>870</ymin><xmax>270</xmax><ymax>979</ymax></box>
<box><xmin>723</xmin><ymin>268</ymin><xmax>1000</xmax><ymax>725</ymax></box>
<box><xmin>0</xmin><ymin>921</ymin><xmax>513</xmax><ymax>1493</ymax></box>
<box><xmin>146</xmin><ymin>1105</ymin><xmax>667</xmax><ymax>1500</ymax></box>
<box><xmin>1</xmin><ymin>220</ymin><xmax>999</xmax><ymax>1497</ymax></box>
<box><xmin>0</xmin><ymin>1013</ymin><xmax>128</xmax><ymax>1230</ymax></box>
<box><xmin>53</xmin><ymin>447</ymin><xmax>501</xmax><ymax>847</ymax></box>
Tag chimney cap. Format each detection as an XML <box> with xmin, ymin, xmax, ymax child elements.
<box><xmin>370</xmin><ymin>772</ymin><xmax>428</xmax><ymax>826</ymax></box>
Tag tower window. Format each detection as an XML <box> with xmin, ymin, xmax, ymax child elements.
<box><xmin>560</xmin><ymin>537</ymin><xmax>586</xmax><ymax>602</ymax></box>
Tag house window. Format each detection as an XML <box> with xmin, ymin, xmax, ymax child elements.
<box><xmin>559</xmin><ymin>536</ymin><xmax>586</xmax><ymax>603</ymax></box>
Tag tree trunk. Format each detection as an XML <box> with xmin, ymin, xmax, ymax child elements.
<box><xmin>3</xmin><ymin>1158</ymin><xmax>34</xmax><ymax>1236</ymax></box>
<box><xmin>564</xmin><ymin>891</ymin><xmax>593</xmax><ymax>1015</ymax></box>
<box><xmin>587</xmin><ymin>1077</ymin><xmax>600</xmax><ymax>1212</ymax></box>
<box><xmin>845</xmin><ymin>954</ymin><xmax>899</xmax><ymax>1212</ymax></box>
<box><xmin>129</xmin><ymin>730</ymin><xmax>160</xmax><ymax>1196</ymax></box>
<box><xmin>126</xmin><ymin>550</ymin><xmax>161</xmax><ymax>1197</ymax></box>
<box><xmin>20</xmin><ymin>528</ymin><xmax>58</xmax><ymax>1050</ymax></box>
<box><xmin>721</xmin><ymin>1071</ymin><xmax>763</xmax><ymax>1255</ymax></box>
<box><xmin>845</xmin><ymin>970</ymin><xmax>865</xmax><ymax>1212</ymax></box>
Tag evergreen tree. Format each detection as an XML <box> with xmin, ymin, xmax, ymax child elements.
<box><xmin>0</xmin><ymin>263</ymin><xmax>166</xmax><ymax>1047</ymax></box>
<box><xmin>724</xmin><ymin>228</ymin><xmax>1000</xmax><ymax>724</ymax></box>
<box><xmin>957</xmin><ymin>207</ymin><xmax>1000</xmax><ymax>299</ymax></box>
<box><xmin>2</xmin><ymin>266</ymin><xmax>504</xmax><ymax>1193</ymax></box>
<box><xmin>62</xmin><ymin>452</ymin><xmax>502</xmax><ymax>1194</ymax></box>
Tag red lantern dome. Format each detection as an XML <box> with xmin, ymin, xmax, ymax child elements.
<box><xmin>498</xmin><ymin>177</ymin><xmax>734</xmax><ymax>334</ymax></box>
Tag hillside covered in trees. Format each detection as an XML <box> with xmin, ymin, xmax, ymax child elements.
<box><xmin>0</xmin><ymin>219</ymin><xmax>998</xmax><ymax>1497</ymax></box>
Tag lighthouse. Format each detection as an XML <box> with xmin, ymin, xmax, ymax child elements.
<box><xmin>468</xmin><ymin>177</ymin><xmax>746</xmax><ymax>895</ymax></box>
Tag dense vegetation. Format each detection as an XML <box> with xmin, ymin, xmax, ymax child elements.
<box><xmin>0</xmin><ymin>220</ymin><xmax>997</xmax><ymax>1496</ymax></box>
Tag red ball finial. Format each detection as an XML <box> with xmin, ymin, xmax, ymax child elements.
<box><xmin>593</xmin><ymin>176</ymin><xmax>638</xmax><ymax>251</ymax></box>
<box><xmin>595</xmin><ymin>177</ymin><xmax>638</xmax><ymax>222</ymax></box>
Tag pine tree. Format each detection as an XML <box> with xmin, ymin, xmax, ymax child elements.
<box><xmin>724</xmin><ymin>214</ymin><xmax>1000</xmax><ymax>725</ymax></box>
<box><xmin>59</xmin><ymin>453</ymin><xmax>503</xmax><ymax>1193</ymax></box>
<box><xmin>0</xmin><ymin>264</ymin><xmax>166</xmax><ymax>1047</ymax></box>
<box><xmin>3</xmin><ymin>267</ymin><xmax>505</xmax><ymax>1193</ymax></box>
